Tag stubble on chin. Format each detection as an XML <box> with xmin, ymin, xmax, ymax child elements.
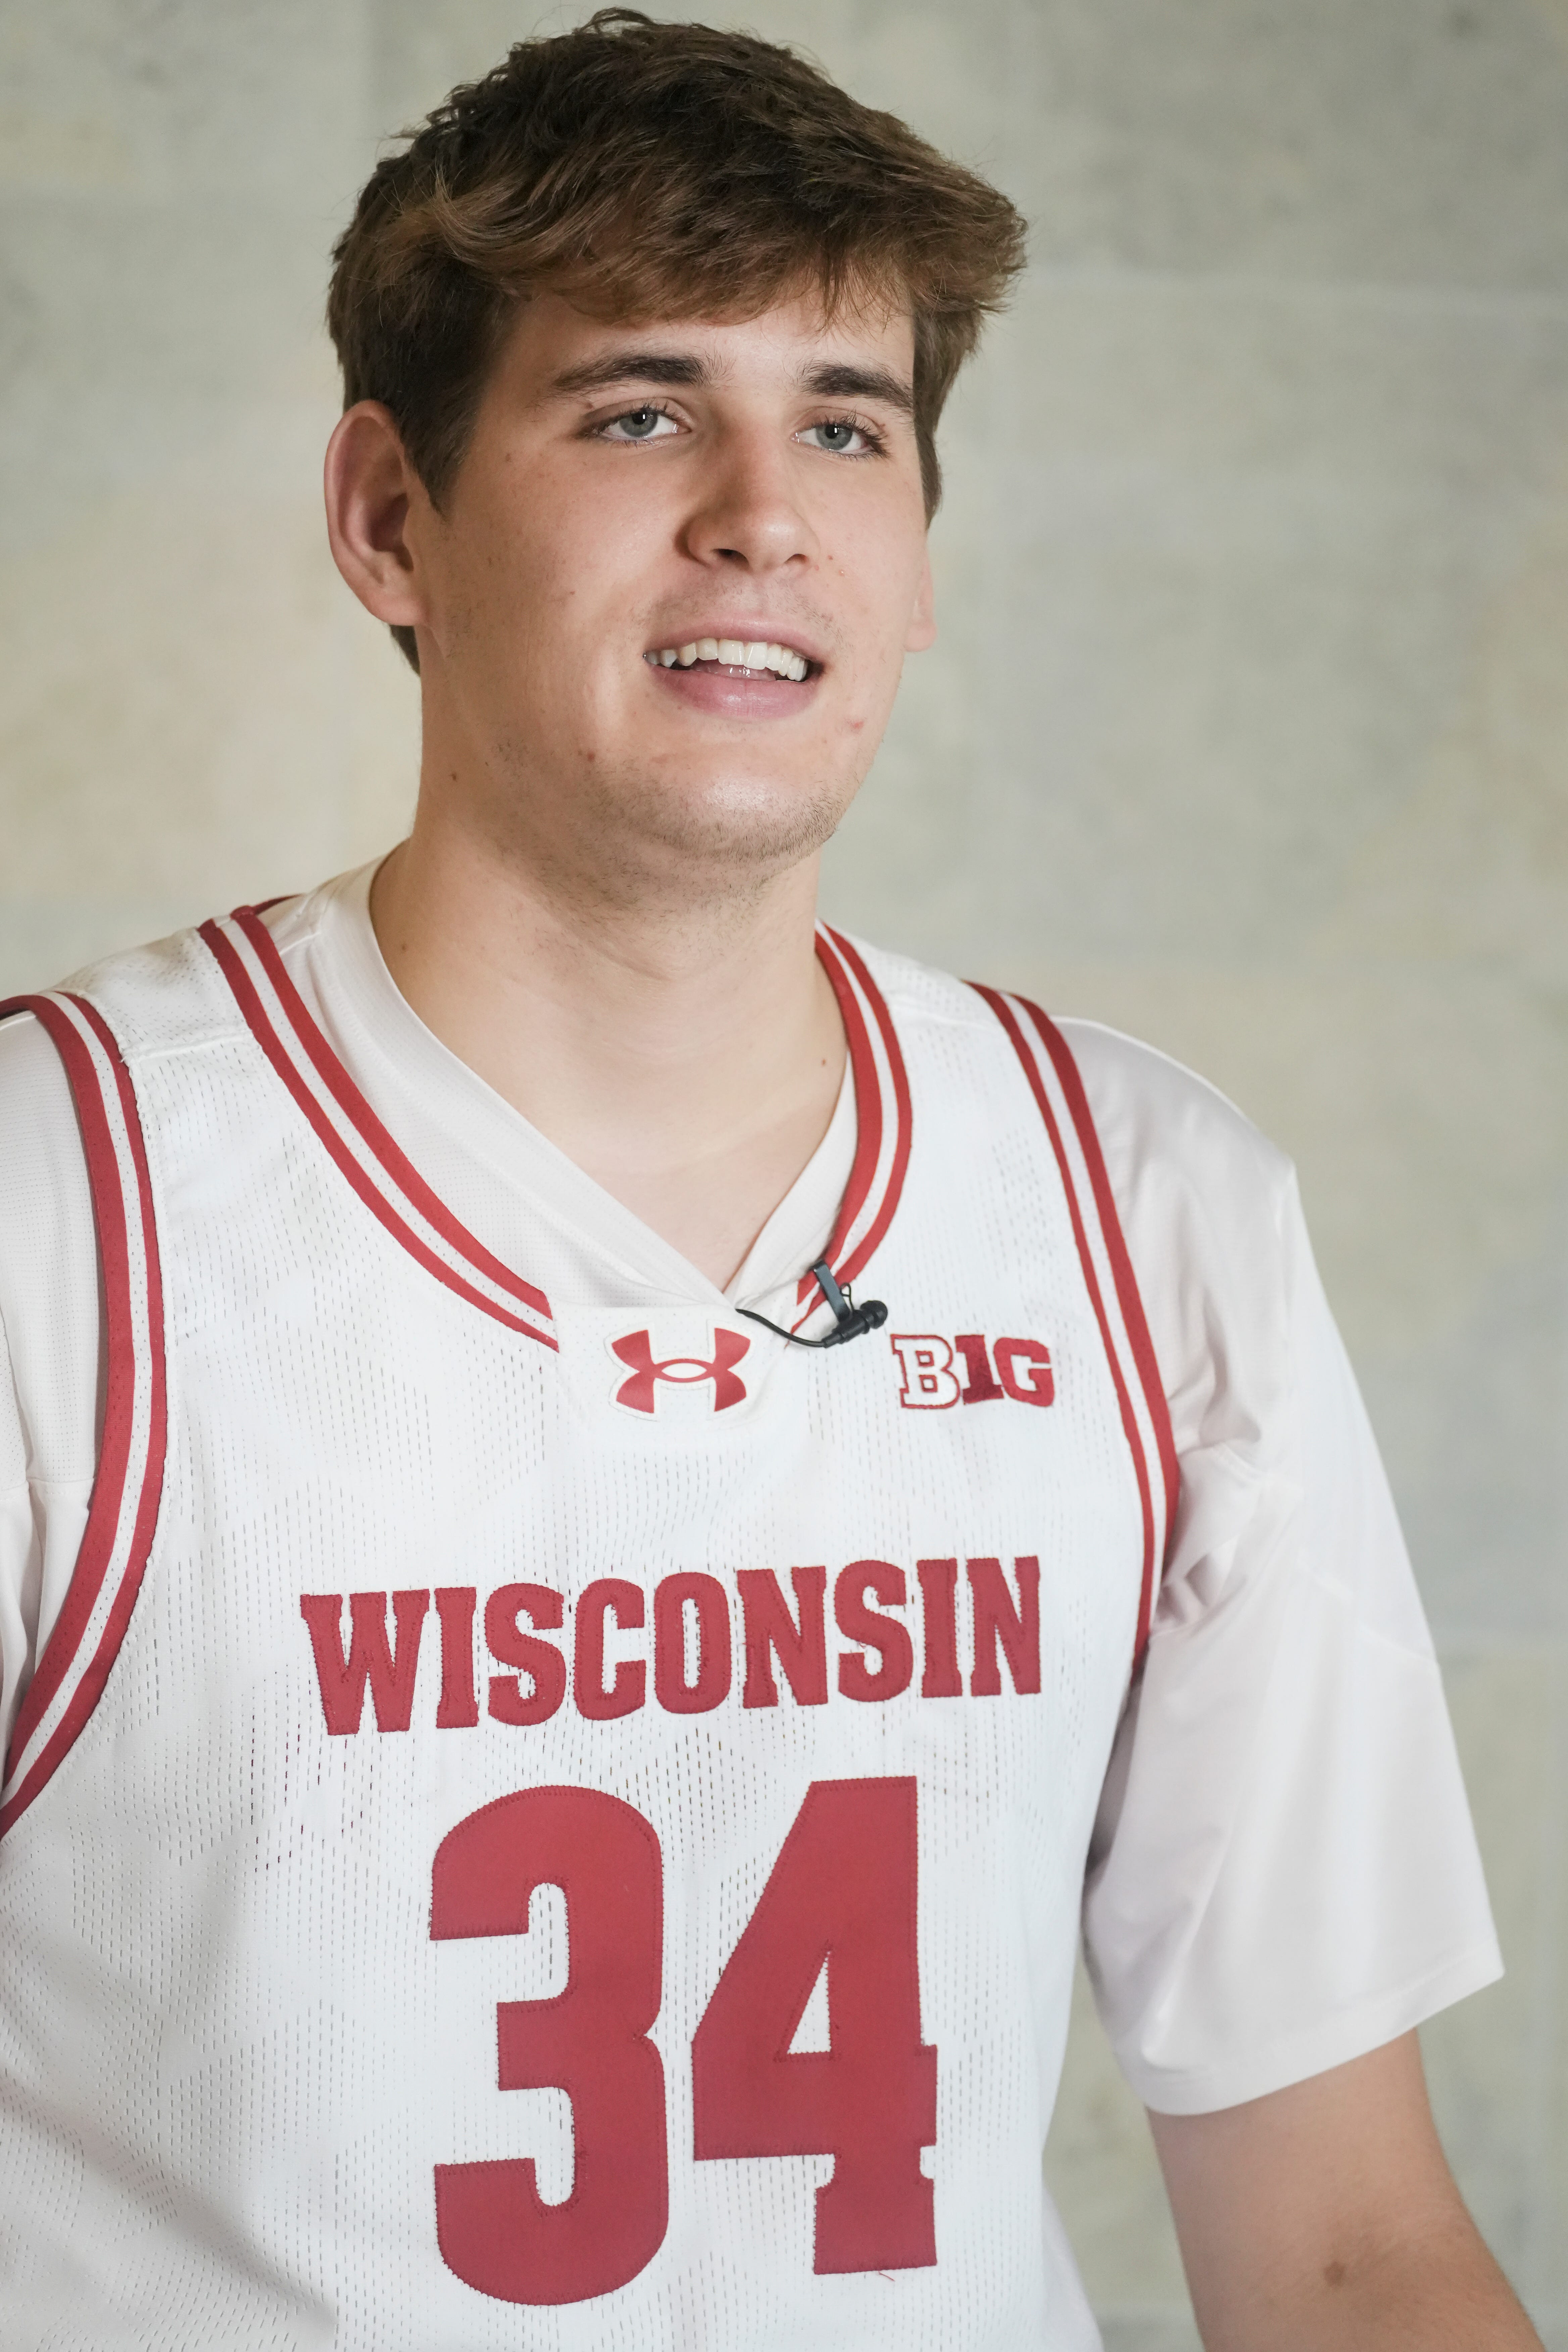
<box><xmin>485</xmin><ymin>743</ymin><xmax>863</xmax><ymax>920</ymax></box>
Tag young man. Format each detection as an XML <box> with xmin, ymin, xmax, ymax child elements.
<box><xmin>0</xmin><ymin>11</ymin><xmax>1539</xmax><ymax>2347</ymax></box>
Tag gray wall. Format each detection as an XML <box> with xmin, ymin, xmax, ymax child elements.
<box><xmin>3</xmin><ymin>3</ymin><xmax>1566</xmax><ymax>2342</ymax></box>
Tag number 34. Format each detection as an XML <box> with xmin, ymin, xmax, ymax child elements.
<box><xmin>430</xmin><ymin>1774</ymin><xmax>938</xmax><ymax>2306</ymax></box>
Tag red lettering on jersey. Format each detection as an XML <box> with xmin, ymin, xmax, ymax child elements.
<box><xmin>738</xmin><ymin>1567</ymin><xmax>829</xmax><ymax>1708</ymax></box>
<box><xmin>434</xmin><ymin>1586</ymin><xmax>479</xmax><ymax>1728</ymax></box>
<box><xmin>300</xmin><ymin>1590</ymin><xmax>429</xmax><ymax>1734</ymax></box>
<box><xmin>993</xmin><ymin>1337</ymin><xmax>1055</xmax><ymax>1407</ymax></box>
<box><xmin>432</xmin><ymin>1779</ymin><xmax>934</xmax><ymax>2304</ymax></box>
<box><xmin>834</xmin><ymin>1562</ymin><xmax>914</xmax><ymax>1702</ymax></box>
<box><xmin>891</xmin><ymin>1332</ymin><xmax>1055</xmax><ymax>1410</ymax></box>
<box><xmin>915</xmin><ymin>1558</ymin><xmax>963</xmax><ymax>1698</ymax></box>
<box><xmin>486</xmin><ymin>1584</ymin><xmax>567</xmax><ymax>1726</ymax></box>
<box><xmin>692</xmin><ymin>1776</ymin><xmax>937</xmax><ymax>2273</ymax></box>
<box><xmin>611</xmin><ymin>1327</ymin><xmax>750</xmax><ymax>1414</ymax></box>
<box><xmin>302</xmin><ymin>1558</ymin><xmax>1049</xmax><ymax>1732</ymax></box>
<box><xmin>887</xmin><ymin>1333</ymin><xmax>962</xmax><ymax>1409</ymax></box>
<box><xmin>574</xmin><ymin>1578</ymin><xmax>647</xmax><ymax>1719</ymax></box>
<box><xmin>954</xmin><ymin>1333</ymin><xmax>1005</xmax><ymax>1403</ymax></box>
<box><xmin>968</xmin><ymin>1556</ymin><xmax>1042</xmax><ymax>1697</ymax></box>
<box><xmin>432</xmin><ymin>1787</ymin><xmax>667</xmax><ymax>2303</ymax></box>
<box><xmin>653</xmin><ymin>1573</ymin><xmax>732</xmax><ymax>1714</ymax></box>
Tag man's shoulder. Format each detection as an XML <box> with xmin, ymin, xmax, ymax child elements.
<box><xmin>0</xmin><ymin>879</ymin><xmax>337</xmax><ymax>1074</ymax></box>
<box><xmin>1053</xmin><ymin>1015</ymin><xmax>1292</xmax><ymax>1195</ymax></box>
<box><xmin>849</xmin><ymin>932</ymin><xmax>1295</xmax><ymax>1222</ymax></box>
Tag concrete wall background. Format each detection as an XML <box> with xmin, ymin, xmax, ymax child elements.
<box><xmin>3</xmin><ymin>2</ymin><xmax>1566</xmax><ymax>2341</ymax></box>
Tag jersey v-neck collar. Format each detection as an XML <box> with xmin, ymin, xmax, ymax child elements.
<box><xmin>198</xmin><ymin>866</ymin><xmax>912</xmax><ymax>1339</ymax></box>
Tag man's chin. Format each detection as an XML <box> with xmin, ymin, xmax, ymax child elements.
<box><xmin>578</xmin><ymin>769</ymin><xmax>856</xmax><ymax>892</ymax></box>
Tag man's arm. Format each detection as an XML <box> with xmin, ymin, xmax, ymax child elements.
<box><xmin>1149</xmin><ymin>2032</ymin><xmax>1541</xmax><ymax>2349</ymax></box>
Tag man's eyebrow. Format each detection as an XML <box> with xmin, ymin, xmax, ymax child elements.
<box><xmin>802</xmin><ymin>362</ymin><xmax>914</xmax><ymax>414</ymax></box>
<box><xmin>546</xmin><ymin>352</ymin><xmax>916</xmax><ymax>413</ymax></box>
<box><xmin>548</xmin><ymin>351</ymin><xmax>711</xmax><ymax>398</ymax></box>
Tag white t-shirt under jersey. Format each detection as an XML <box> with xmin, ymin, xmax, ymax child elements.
<box><xmin>0</xmin><ymin>864</ymin><xmax>1499</xmax><ymax>2117</ymax></box>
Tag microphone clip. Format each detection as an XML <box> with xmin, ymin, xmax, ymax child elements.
<box><xmin>738</xmin><ymin>1259</ymin><xmax>888</xmax><ymax>1352</ymax></box>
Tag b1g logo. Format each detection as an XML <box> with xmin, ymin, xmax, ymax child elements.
<box><xmin>889</xmin><ymin>1331</ymin><xmax>1054</xmax><ymax>1411</ymax></box>
<box><xmin>611</xmin><ymin>1325</ymin><xmax>751</xmax><ymax>1416</ymax></box>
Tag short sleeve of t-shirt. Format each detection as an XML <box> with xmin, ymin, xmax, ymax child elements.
<box><xmin>1064</xmin><ymin>1017</ymin><xmax>1500</xmax><ymax>2115</ymax></box>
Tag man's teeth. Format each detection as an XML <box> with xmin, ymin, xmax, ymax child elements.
<box><xmin>648</xmin><ymin>638</ymin><xmax>810</xmax><ymax>681</ymax></box>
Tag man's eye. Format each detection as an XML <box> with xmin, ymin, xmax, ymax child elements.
<box><xmin>601</xmin><ymin>406</ymin><xmax>678</xmax><ymax>442</ymax></box>
<box><xmin>802</xmin><ymin>419</ymin><xmax>870</xmax><ymax>455</ymax></box>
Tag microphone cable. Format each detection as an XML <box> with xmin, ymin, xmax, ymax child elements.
<box><xmin>738</xmin><ymin>1260</ymin><xmax>888</xmax><ymax>1351</ymax></box>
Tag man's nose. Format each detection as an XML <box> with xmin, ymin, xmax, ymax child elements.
<box><xmin>681</xmin><ymin>427</ymin><xmax>820</xmax><ymax>573</ymax></box>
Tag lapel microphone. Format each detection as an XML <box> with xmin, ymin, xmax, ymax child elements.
<box><xmin>738</xmin><ymin>1259</ymin><xmax>888</xmax><ymax>1351</ymax></box>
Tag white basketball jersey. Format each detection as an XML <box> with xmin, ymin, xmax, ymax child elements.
<box><xmin>0</xmin><ymin>908</ymin><xmax>1173</xmax><ymax>2350</ymax></box>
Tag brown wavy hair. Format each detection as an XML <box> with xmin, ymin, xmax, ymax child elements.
<box><xmin>328</xmin><ymin>8</ymin><xmax>1027</xmax><ymax>670</ymax></box>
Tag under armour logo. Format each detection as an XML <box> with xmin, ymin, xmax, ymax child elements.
<box><xmin>611</xmin><ymin>1327</ymin><xmax>751</xmax><ymax>1415</ymax></box>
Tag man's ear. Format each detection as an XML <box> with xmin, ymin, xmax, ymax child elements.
<box><xmin>323</xmin><ymin>402</ymin><xmax>430</xmax><ymax>638</ymax></box>
<box><xmin>906</xmin><ymin>545</ymin><xmax>937</xmax><ymax>652</ymax></box>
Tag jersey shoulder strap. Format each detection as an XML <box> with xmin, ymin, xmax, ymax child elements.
<box><xmin>0</xmin><ymin>982</ymin><xmax>166</xmax><ymax>1834</ymax></box>
<box><xmin>0</xmin><ymin>910</ymin><xmax>277</xmax><ymax>1830</ymax></box>
<box><xmin>968</xmin><ymin>983</ymin><xmax>1179</xmax><ymax>1665</ymax></box>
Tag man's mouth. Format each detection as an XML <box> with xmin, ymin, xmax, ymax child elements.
<box><xmin>643</xmin><ymin>636</ymin><xmax>815</xmax><ymax>683</ymax></box>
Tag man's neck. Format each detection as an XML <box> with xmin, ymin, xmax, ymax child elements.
<box><xmin>369</xmin><ymin>818</ymin><xmax>847</xmax><ymax>1291</ymax></box>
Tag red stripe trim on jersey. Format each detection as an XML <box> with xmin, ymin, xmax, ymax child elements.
<box><xmin>806</xmin><ymin>932</ymin><xmax>884</xmax><ymax>1315</ymax></box>
<box><xmin>1017</xmin><ymin>999</ymin><xmax>1180</xmax><ymax>1539</ymax></box>
<box><xmin>199</xmin><ymin>915</ymin><xmax>557</xmax><ymax>1351</ymax></box>
<box><xmin>971</xmin><ymin>985</ymin><xmax>1168</xmax><ymax>1669</ymax></box>
<box><xmin>823</xmin><ymin>929</ymin><xmax>914</xmax><ymax>1295</ymax></box>
<box><xmin>232</xmin><ymin>907</ymin><xmax>553</xmax><ymax>1325</ymax></box>
<box><xmin>0</xmin><ymin>993</ymin><xmax>167</xmax><ymax>1836</ymax></box>
<box><xmin>795</xmin><ymin>929</ymin><xmax>912</xmax><ymax>1326</ymax></box>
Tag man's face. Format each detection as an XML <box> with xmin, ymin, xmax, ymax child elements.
<box><xmin>405</xmin><ymin>286</ymin><xmax>935</xmax><ymax>892</ymax></box>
